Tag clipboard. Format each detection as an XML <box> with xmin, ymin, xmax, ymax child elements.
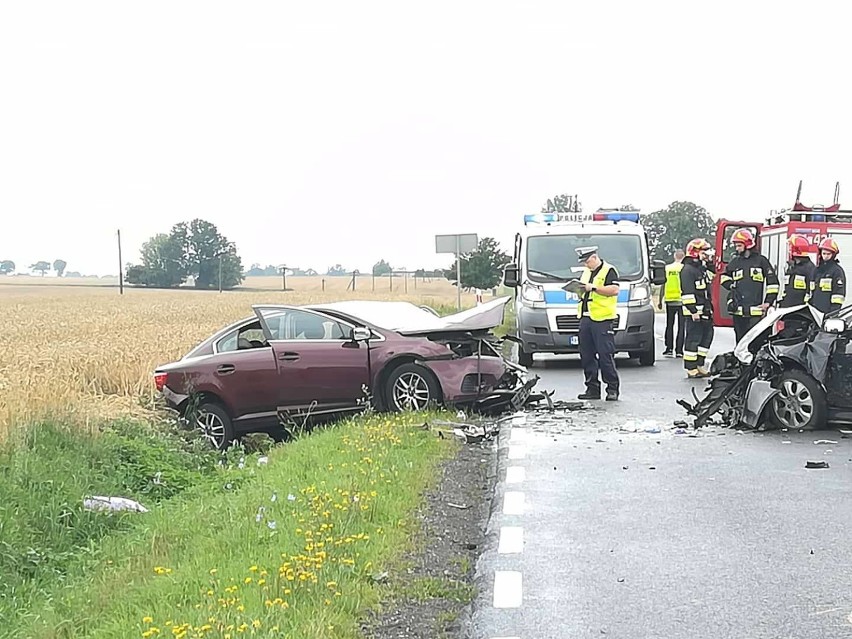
<box><xmin>561</xmin><ymin>278</ymin><xmax>585</xmax><ymax>295</ymax></box>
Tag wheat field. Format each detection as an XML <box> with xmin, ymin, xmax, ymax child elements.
<box><xmin>0</xmin><ymin>276</ymin><xmax>483</xmax><ymax>440</ymax></box>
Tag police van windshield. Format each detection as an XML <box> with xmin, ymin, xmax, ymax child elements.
<box><xmin>526</xmin><ymin>234</ymin><xmax>644</xmax><ymax>282</ymax></box>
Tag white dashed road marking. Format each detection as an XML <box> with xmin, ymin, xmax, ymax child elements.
<box><xmin>502</xmin><ymin>491</ymin><xmax>525</xmax><ymax>515</ymax></box>
<box><xmin>498</xmin><ymin>526</ymin><xmax>524</xmax><ymax>554</ymax></box>
<box><xmin>493</xmin><ymin>571</ymin><xmax>523</xmax><ymax>608</ymax></box>
<box><xmin>505</xmin><ymin>466</ymin><xmax>525</xmax><ymax>484</ymax></box>
<box><xmin>507</xmin><ymin>445</ymin><xmax>526</xmax><ymax>460</ymax></box>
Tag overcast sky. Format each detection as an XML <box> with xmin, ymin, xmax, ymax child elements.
<box><xmin>1</xmin><ymin>0</ymin><xmax>849</xmax><ymax>275</ymax></box>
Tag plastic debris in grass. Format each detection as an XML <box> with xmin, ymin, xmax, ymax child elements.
<box><xmin>83</xmin><ymin>496</ymin><xmax>149</xmax><ymax>513</ymax></box>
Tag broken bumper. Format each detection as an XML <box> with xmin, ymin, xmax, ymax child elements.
<box><xmin>741</xmin><ymin>380</ymin><xmax>779</xmax><ymax>429</ymax></box>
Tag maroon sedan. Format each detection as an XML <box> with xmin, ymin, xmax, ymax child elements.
<box><xmin>153</xmin><ymin>298</ymin><xmax>533</xmax><ymax>448</ymax></box>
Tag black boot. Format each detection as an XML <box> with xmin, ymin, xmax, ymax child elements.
<box><xmin>577</xmin><ymin>389</ymin><xmax>601</xmax><ymax>400</ymax></box>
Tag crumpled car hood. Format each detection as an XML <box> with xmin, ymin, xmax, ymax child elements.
<box><xmin>734</xmin><ymin>304</ymin><xmax>824</xmax><ymax>364</ymax></box>
<box><xmin>311</xmin><ymin>297</ymin><xmax>511</xmax><ymax>336</ymax></box>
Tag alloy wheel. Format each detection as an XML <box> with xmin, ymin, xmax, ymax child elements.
<box><xmin>392</xmin><ymin>372</ymin><xmax>432</xmax><ymax>411</ymax></box>
<box><xmin>196</xmin><ymin>409</ymin><xmax>227</xmax><ymax>448</ymax></box>
<box><xmin>773</xmin><ymin>379</ymin><xmax>814</xmax><ymax>429</ymax></box>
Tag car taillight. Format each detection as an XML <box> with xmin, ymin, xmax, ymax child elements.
<box><xmin>154</xmin><ymin>372</ymin><xmax>168</xmax><ymax>392</ymax></box>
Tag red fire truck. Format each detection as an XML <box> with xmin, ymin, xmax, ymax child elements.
<box><xmin>712</xmin><ymin>182</ymin><xmax>852</xmax><ymax>327</ymax></box>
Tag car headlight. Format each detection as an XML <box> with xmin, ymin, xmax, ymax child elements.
<box><xmin>824</xmin><ymin>318</ymin><xmax>846</xmax><ymax>333</ymax></box>
<box><xmin>630</xmin><ymin>284</ymin><xmax>650</xmax><ymax>301</ymax></box>
<box><xmin>521</xmin><ymin>282</ymin><xmax>544</xmax><ymax>303</ymax></box>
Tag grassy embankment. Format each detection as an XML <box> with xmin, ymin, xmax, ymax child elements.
<box><xmin>0</xmin><ymin>410</ymin><xmax>457</xmax><ymax>638</ymax></box>
<box><xmin>0</xmin><ymin>281</ymin><xmax>495</xmax><ymax>638</ymax></box>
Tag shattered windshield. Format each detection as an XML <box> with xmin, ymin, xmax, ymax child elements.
<box><xmin>525</xmin><ymin>234</ymin><xmax>644</xmax><ymax>282</ymax></box>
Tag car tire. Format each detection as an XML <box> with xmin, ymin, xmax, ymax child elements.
<box><xmin>638</xmin><ymin>341</ymin><xmax>656</xmax><ymax>367</ymax></box>
<box><xmin>385</xmin><ymin>364</ymin><xmax>442</xmax><ymax>412</ymax></box>
<box><xmin>192</xmin><ymin>401</ymin><xmax>236</xmax><ymax>450</ymax></box>
<box><xmin>518</xmin><ymin>348</ymin><xmax>534</xmax><ymax>368</ymax></box>
<box><xmin>769</xmin><ymin>369</ymin><xmax>826</xmax><ymax>431</ymax></box>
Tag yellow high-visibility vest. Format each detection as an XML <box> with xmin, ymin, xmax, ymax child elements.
<box><xmin>664</xmin><ymin>262</ymin><xmax>683</xmax><ymax>302</ymax></box>
<box><xmin>577</xmin><ymin>262</ymin><xmax>618</xmax><ymax>321</ymax></box>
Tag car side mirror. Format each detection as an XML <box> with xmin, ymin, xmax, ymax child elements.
<box><xmin>503</xmin><ymin>263</ymin><xmax>519</xmax><ymax>288</ymax></box>
<box><xmin>650</xmin><ymin>260</ymin><xmax>666</xmax><ymax>286</ymax></box>
<box><xmin>824</xmin><ymin>318</ymin><xmax>846</xmax><ymax>333</ymax></box>
<box><xmin>351</xmin><ymin>326</ymin><xmax>372</xmax><ymax>342</ymax></box>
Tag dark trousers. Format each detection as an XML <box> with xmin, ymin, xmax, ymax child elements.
<box><xmin>683</xmin><ymin>317</ymin><xmax>714</xmax><ymax>370</ymax></box>
<box><xmin>733</xmin><ymin>315</ymin><xmax>761</xmax><ymax>344</ymax></box>
<box><xmin>579</xmin><ymin>317</ymin><xmax>619</xmax><ymax>394</ymax></box>
<box><xmin>664</xmin><ymin>303</ymin><xmax>685</xmax><ymax>353</ymax></box>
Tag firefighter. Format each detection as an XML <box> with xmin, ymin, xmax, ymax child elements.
<box><xmin>574</xmin><ymin>246</ymin><xmax>621</xmax><ymax>402</ymax></box>
<box><xmin>720</xmin><ymin>229</ymin><xmax>780</xmax><ymax>343</ymax></box>
<box><xmin>680</xmin><ymin>238</ymin><xmax>714</xmax><ymax>379</ymax></box>
<box><xmin>657</xmin><ymin>249</ymin><xmax>685</xmax><ymax>357</ymax></box>
<box><xmin>809</xmin><ymin>238</ymin><xmax>846</xmax><ymax>314</ymax></box>
<box><xmin>779</xmin><ymin>234</ymin><xmax>816</xmax><ymax>308</ymax></box>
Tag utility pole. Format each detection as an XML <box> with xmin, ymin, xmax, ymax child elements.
<box><xmin>456</xmin><ymin>235</ymin><xmax>461</xmax><ymax>311</ymax></box>
<box><xmin>281</xmin><ymin>266</ymin><xmax>287</xmax><ymax>291</ymax></box>
<box><xmin>218</xmin><ymin>254</ymin><xmax>223</xmax><ymax>293</ymax></box>
<box><xmin>117</xmin><ymin>229</ymin><xmax>124</xmax><ymax>295</ymax></box>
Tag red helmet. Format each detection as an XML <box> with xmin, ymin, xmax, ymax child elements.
<box><xmin>819</xmin><ymin>237</ymin><xmax>839</xmax><ymax>256</ymax></box>
<box><xmin>788</xmin><ymin>234</ymin><xmax>810</xmax><ymax>257</ymax></box>
<box><xmin>686</xmin><ymin>238</ymin><xmax>711</xmax><ymax>258</ymax></box>
<box><xmin>731</xmin><ymin>229</ymin><xmax>756</xmax><ymax>249</ymax></box>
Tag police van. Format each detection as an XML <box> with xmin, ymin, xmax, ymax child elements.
<box><xmin>502</xmin><ymin>205</ymin><xmax>666</xmax><ymax>367</ymax></box>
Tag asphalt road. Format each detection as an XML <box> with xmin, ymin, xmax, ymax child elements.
<box><xmin>468</xmin><ymin>316</ymin><xmax>852</xmax><ymax>639</ymax></box>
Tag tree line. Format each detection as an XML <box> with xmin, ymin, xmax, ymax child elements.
<box><xmin>0</xmin><ymin>259</ymin><xmax>70</xmax><ymax>277</ymax></box>
<box><xmin>0</xmin><ymin>200</ymin><xmax>716</xmax><ymax>288</ymax></box>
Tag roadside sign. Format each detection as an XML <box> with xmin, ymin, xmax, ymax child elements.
<box><xmin>435</xmin><ymin>233</ymin><xmax>478</xmax><ymax>255</ymax></box>
<box><xmin>435</xmin><ymin>233</ymin><xmax>479</xmax><ymax>310</ymax></box>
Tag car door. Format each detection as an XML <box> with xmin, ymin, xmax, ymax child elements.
<box><xmin>205</xmin><ymin>321</ymin><xmax>280</xmax><ymax>424</ymax></box>
<box><xmin>712</xmin><ymin>220</ymin><xmax>763</xmax><ymax>327</ymax></box>
<box><xmin>826</xmin><ymin>335</ymin><xmax>852</xmax><ymax>408</ymax></box>
<box><xmin>253</xmin><ymin>306</ymin><xmax>370</xmax><ymax>416</ymax></box>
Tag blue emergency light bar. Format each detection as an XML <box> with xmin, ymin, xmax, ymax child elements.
<box><xmin>524</xmin><ymin>213</ymin><xmax>558</xmax><ymax>225</ymax></box>
<box><xmin>592</xmin><ymin>212</ymin><xmax>640</xmax><ymax>222</ymax></box>
<box><xmin>524</xmin><ymin>211</ymin><xmax>640</xmax><ymax>225</ymax></box>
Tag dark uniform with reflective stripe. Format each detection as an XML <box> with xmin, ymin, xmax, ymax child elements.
<box><xmin>721</xmin><ymin>250</ymin><xmax>779</xmax><ymax>343</ymax></box>
<box><xmin>679</xmin><ymin>256</ymin><xmax>714</xmax><ymax>372</ymax></box>
<box><xmin>578</xmin><ymin>263</ymin><xmax>620</xmax><ymax>399</ymax></box>
<box><xmin>779</xmin><ymin>257</ymin><xmax>816</xmax><ymax>307</ymax></box>
<box><xmin>809</xmin><ymin>258</ymin><xmax>846</xmax><ymax>313</ymax></box>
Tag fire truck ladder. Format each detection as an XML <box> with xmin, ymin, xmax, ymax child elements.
<box><xmin>769</xmin><ymin>181</ymin><xmax>852</xmax><ymax>223</ymax></box>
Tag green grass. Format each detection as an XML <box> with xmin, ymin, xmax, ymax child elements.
<box><xmin>398</xmin><ymin>577</ymin><xmax>475</xmax><ymax>604</ymax></box>
<box><xmin>0</xmin><ymin>419</ymin><xmax>234</xmax><ymax>626</ymax></box>
<box><xmin>1</xmin><ymin>411</ymin><xmax>455</xmax><ymax>639</ymax></box>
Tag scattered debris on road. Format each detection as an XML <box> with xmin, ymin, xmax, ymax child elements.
<box><xmin>805</xmin><ymin>460</ymin><xmax>830</xmax><ymax>469</ymax></box>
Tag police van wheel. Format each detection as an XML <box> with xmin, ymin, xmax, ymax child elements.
<box><xmin>637</xmin><ymin>342</ymin><xmax>655</xmax><ymax>367</ymax></box>
<box><xmin>518</xmin><ymin>348</ymin><xmax>534</xmax><ymax>368</ymax></box>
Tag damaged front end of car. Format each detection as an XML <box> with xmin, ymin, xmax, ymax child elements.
<box><xmin>417</xmin><ymin>330</ymin><xmax>543</xmax><ymax>416</ymax></box>
<box><xmin>679</xmin><ymin>304</ymin><xmax>833</xmax><ymax>430</ymax></box>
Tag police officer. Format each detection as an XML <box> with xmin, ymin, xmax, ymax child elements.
<box><xmin>809</xmin><ymin>238</ymin><xmax>846</xmax><ymax>313</ymax></box>
<box><xmin>779</xmin><ymin>234</ymin><xmax>816</xmax><ymax>308</ymax></box>
<box><xmin>680</xmin><ymin>238</ymin><xmax>715</xmax><ymax>379</ymax></box>
<box><xmin>575</xmin><ymin>246</ymin><xmax>620</xmax><ymax>401</ymax></box>
<box><xmin>720</xmin><ymin>229</ymin><xmax>780</xmax><ymax>343</ymax></box>
<box><xmin>658</xmin><ymin>249</ymin><xmax>685</xmax><ymax>357</ymax></box>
